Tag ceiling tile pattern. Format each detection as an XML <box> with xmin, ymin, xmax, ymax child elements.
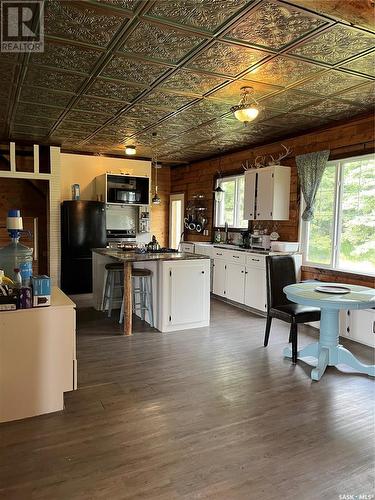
<box><xmin>294</xmin><ymin>70</ymin><xmax>370</xmax><ymax>96</ymax></box>
<box><xmin>226</xmin><ymin>0</ymin><xmax>326</xmax><ymax>50</ymax></box>
<box><xmin>100</xmin><ymin>54</ymin><xmax>170</xmax><ymax>84</ymax></box>
<box><xmin>302</xmin><ymin>99</ymin><xmax>364</xmax><ymax>119</ymax></box>
<box><xmin>87</xmin><ymin>78</ymin><xmax>144</xmax><ymax>101</ymax></box>
<box><xmin>139</xmin><ymin>90</ymin><xmax>197</xmax><ymax>110</ymax></box>
<box><xmin>74</xmin><ymin>96</ymin><xmax>125</xmax><ymax>115</ymax></box>
<box><xmin>207</xmin><ymin>79</ymin><xmax>277</xmax><ymax>104</ymax></box>
<box><xmin>122</xmin><ymin>22</ymin><xmax>207</xmax><ymax>63</ymax></box>
<box><xmin>19</xmin><ymin>87</ymin><xmax>74</xmax><ymax>108</ymax></box>
<box><xmin>44</xmin><ymin>0</ymin><xmax>126</xmax><ymax>47</ymax></box>
<box><xmin>24</xmin><ymin>67</ymin><xmax>86</xmax><ymax>93</ymax></box>
<box><xmin>3</xmin><ymin>0</ymin><xmax>375</xmax><ymax>164</ymax></box>
<box><xmin>31</xmin><ymin>42</ymin><xmax>103</xmax><ymax>74</ymax></box>
<box><xmin>95</xmin><ymin>0</ymin><xmax>141</xmax><ymax>10</ymax></box>
<box><xmin>146</xmin><ymin>0</ymin><xmax>249</xmax><ymax>32</ymax></box>
<box><xmin>261</xmin><ymin>89</ymin><xmax>318</xmax><ymax>111</ymax></box>
<box><xmin>188</xmin><ymin>41</ymin><xmax>269</xmax><ymax>76</ymax></box>
<box><xmin>341</xmin><ymin>51</ymin><xmax>375</xmax><ymax>77</ymax></box>
<box><xmin>290</xmin><ymin>25</ymin><xmax>375</xmax><ymax>64</ymax></box>
<box><xmin>339</xmin><ymin>83</ymin><xmax>375</xmax><ymax>107</ymax></box>
<box><xmin>245</xmin><ymin>55</ymin><xmax>321</xmax><ymax>85</ymax></box>
<box><xmin>161</xmin><ymin>69</ymin><xmax>227</xmax><ymax>95</ymax></box>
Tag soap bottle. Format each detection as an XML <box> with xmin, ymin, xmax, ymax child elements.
<box><xmin>215</xmin><ymin>229</ymin><xmax>221</xmax><ymax>243</ymax></box>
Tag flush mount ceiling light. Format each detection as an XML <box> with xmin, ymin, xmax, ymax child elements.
<box><xmin>125</xmin><ymin>145</ymin><xmax>136</xmax><ymax>155</ymax></box>
<box><xmin>230</xmin><ymin>86</ymin><xmax>262</xmax><ymax>124</ymax></box>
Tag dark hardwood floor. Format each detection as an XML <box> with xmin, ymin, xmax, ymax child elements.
<box><xmin>1</xmin><ymin>299</ymin><xmax>374</xmax><ymax>499</ymax></box>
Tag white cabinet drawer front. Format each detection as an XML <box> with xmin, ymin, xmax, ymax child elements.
<box><xmin>227</xmin><ymin>250</ymin><xmax>246</xmax><ymax>265</ymax></box>
<box><xmin>246</xmin><ymin>254</ymin><xmax>266</xmax><ymax>268</ymax></box>
<box><xmin>213</xmin><ymin>248</ymin><xmax>230</xmax><ymax>260</ymax></box>
<box><xmin>213</xmin><ymin>248</ymin><xmax>246</xmax><ymax>264</ymax></box>
<box><xmin>195</xmin><ymin>245</ymin><xmax>213</xmax><ymax>258</ymax></box>
<box><xmin>181</xmin><ymin>243</ymin><xmax>195</xmax><ymax>253</ymax></box>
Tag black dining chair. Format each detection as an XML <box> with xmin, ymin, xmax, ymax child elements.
<box><xmin>264</xmin><ymin>255</ymin><xmax>321</xmax><ymax>364</ymax></box>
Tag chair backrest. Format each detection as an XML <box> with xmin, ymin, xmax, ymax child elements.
<box><xmin>266</xmin><ymin>255</ymin><xmax>296</xmax><ymax>310</ymax></box>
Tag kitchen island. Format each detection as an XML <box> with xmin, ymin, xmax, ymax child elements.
<box><xmin>92</xmin><ymin>249</ymin><xmax>210</xmax><ymax>335</ymax></box>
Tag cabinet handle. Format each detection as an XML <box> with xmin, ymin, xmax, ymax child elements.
<box><xmin>373</xmin><ymin>321</ymin><xmax>375</xmax><ymax>334</ymax></box>
<box><xmin>251</xmin><ymin>258</ymin><xmax>260</xmax><ymax>262</ymax></box>
<box><xmin>241</xmin><ymin>270</ymin><xmax>244</xmax><ymax>273</ymax></box>
<box><xmin>201</xmin><ymin>271</ymin><xmax>205</xmax><ymax>274</ymax></box>
<box><xmin>233</xmin><ymin>255</ymin><xmax>239</xmax><ymax>259</ymax></box>
<box><xmin>217</xmin><ymin>252</ymin><xmax>223</xmax><ymax>256</ymax></box>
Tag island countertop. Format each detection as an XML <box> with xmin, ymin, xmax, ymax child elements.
<box><xmin>92</xmin><ymin>248</ymin><xmax>210</xmax><ymax>262</ymax></box>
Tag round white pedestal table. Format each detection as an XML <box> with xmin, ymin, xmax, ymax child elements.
<box><xmin>283</xmin><ymin>282</ymin><xmax>375</xmax><ymax>381</ymax></box>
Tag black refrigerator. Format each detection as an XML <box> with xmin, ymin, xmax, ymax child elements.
<box><xmin>61</xmin><ymin>200</ymin><xmax>106</xmax><ymax>294</ymax></box>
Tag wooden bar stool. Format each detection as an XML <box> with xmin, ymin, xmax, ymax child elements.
<box><xmin>102</xmin><ymin>263</ymin><xmax>124</xmax><ymax>318</ymax></box>
<box><xmin>120</xmin><ymin>268</ymin><xmax>154</xmax><ymax>327</ymax></box>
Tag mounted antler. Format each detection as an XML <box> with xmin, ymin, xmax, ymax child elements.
<box><xmin>241</xmin><ymin>159</ymin><xmax>251</xmax><ymax>171</ymax></box>
<box><xmin>268</xmin><ymin>144</ymin><xmax>292</xmax><ymax>165</ymax></box>
<box><xmin>254</xmin><ymin>155</ymin><xmax>266</xmax><ymax>169</ymax></box>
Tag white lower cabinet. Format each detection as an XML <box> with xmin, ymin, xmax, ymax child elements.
<box><xmin>213</xmin><ymin>259</ymin><xmax>226</xmax><ymax>297</ymax></box>
<box><xmin>160</xmin><ymin>259</ymin><xmax>210</xmax><ymax>332</ymax></box>
<box><xmin>244</xmin><ymin>266</ymin><xmax>267</xmax><ymax>312</ymax></box>
<box><xmin>226</xmin><ymin>263</ymin><xmax>246</xmax><ymax>303</ymax></box>
<box><xmin>341</xmin><ymin>309</ymin><xmax>375</xmax><ymax>348</ymax></box>
<box><xmin>212</xmin><ymin>249</ymin><xmax>300</xmax><ymax>315</ymax></box>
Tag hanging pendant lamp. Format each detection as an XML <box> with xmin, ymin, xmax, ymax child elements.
<box><xmin>230</xmin><ymin>86</ymin><xmax>262</xmax><ymax>124</ymax></box>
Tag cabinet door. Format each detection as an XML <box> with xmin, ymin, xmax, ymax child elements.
<box><xmin>226</xmin><ymin>263</ymin><xmax>246</xmax><ymax>303</ymax></box>
<box><xmin>244</xmin><ymin>266</ymin><xmax>267</xmax><ymax>312</ymax></box>
<box><xmin>213</xmin><ymin>259</ymin><xmax>226</xmax><ymax>297</ymax></box>
<box><xmin>169</xmin><ymin>264</ymin><xmax>206</xmax><ymax>326</ymax></box>
<box><xmin>243</xmin><ymin>171</ymin><xmax>256</xmax><ymax>220</ymax></box>
<box><xmin>347</xmin><ymin>309</ymin><xmax>375</xmax><ymax>347</ymax></box>
<box><xmin>256</xmin><ymin>169</ymin><xmax>274</xmax><ymax>220</ymax></box>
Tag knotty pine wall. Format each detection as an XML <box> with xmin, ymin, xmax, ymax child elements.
<box><xmin>150</xmin><ymin>165</ymin><xmax>171</xmax><ymax>248</ymax></box>
<box><xmin>171</xmin><ymin>114</ymin><xmax>374</xmax><ymax>286</ymax></box>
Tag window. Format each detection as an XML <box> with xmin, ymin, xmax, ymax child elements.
<box><xmin>214</xmin><ymin>174</ymin><xmax>248</xmax><ymax>229</ymax></box>
<box><xmin>302</xmin><ymin>154</ymin><xmax>375</xmax><ymax>275</ymax></box>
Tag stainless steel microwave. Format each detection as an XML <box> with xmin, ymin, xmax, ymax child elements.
<box><xmin>108</xmin><ymin>188</ymin><xmax>142</xmax><ymax>204</ymax></box>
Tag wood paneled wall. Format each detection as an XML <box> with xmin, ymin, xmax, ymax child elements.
<box><xmin>150</xmin><ymin>165</ymin><xmax>171</xmax><ymax>248</ymax></box>
<box><xmin>171</xmin><ymin>114</ymin><xmax>374</xmax><ymax>246</ymax></box>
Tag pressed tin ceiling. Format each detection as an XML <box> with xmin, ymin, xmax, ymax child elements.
<box><xmin>1</xmin><ymin>0</ymin><xmax>374</xmax><ymax>165</ymax></box>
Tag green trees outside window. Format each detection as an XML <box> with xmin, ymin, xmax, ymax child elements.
<box><xmin>304</xmin><ymin>154</ymin><xmax>375</xmax><ymax>275</ymax></box>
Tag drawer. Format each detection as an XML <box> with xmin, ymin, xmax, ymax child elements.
<box><xmin>195</xmin><ymin>245</ymin><xmax>213</xmax><ymax>258</ymax></box>
<box><xmin>226</xmin><ymin>250</ymin><xmax>246</xmax><ymax>265</ymax></box>
<box><xmin>246</xmin><ymin>254</ymin><xmax>266</xmax><ymax>268</ymax></box>
<box><xmin>213</xmin><ymin>248</ymin><xmax>246</xmax><ymax>264</ymax></box>
<box><xmin>181</xmin><ymin>243</ymin><xmax>194</xmax><ymax>253</ymax></box>
<box><xmin>213</xmin><ymin>248</ymin><xmax>229</xmax><ymax>260</ymax></box>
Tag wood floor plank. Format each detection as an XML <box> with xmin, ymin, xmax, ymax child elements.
<box><xmin>0</xmin><ymin>299</ymin><xmax>374</xmax><ymax>499</ymax></box>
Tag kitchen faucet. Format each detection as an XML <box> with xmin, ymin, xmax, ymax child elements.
<box><xmin>224</xmin><ymin>222</ymin><xmax>228</xmax><ymax>244</ymax></box>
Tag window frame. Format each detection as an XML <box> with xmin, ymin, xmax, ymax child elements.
<box><xmin>300</xmin><ymin>153</ymin><xmax>375</xmax><ymax>276</ymax></box>
<box><xmin>214</xmin><ymin>173</ymin><xmax>248</xmax><ymax>230</ymax></box>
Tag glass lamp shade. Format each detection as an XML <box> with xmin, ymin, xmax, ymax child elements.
<box><xmin>233</xmin><ymin>106</ymin><xmax>259</xmax><ymax>123</ymax></box>
<box><xmin>125</xmin><ymin>145</ymin><xmax>136</xmax><ymax>155</ymax></box>
<box><xmin>214</xmin><ymin>186</ymin><xmax>224</xmax><ymax>202</ymax></box>
<box><xmin>152</xmin><ymin>191</ymin><xmax>161</xmax><ymax>205</ymax></box>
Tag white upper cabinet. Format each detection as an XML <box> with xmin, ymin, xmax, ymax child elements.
<box><xmin>243</xmin><ymin>165</ymin><xmax>291</xmax><ymax>220</ymax></box>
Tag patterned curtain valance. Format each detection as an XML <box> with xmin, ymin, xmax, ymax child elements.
<box><xmin>296</xmin><ymin>150</ymin><xmax>330</xmax><ymax>221</ymax></box>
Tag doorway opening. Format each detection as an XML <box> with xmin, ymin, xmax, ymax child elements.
<box><xmin>169</xmin><ymin>193</ymin><xmax>185</xmax><ymax>250</ymax></box>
